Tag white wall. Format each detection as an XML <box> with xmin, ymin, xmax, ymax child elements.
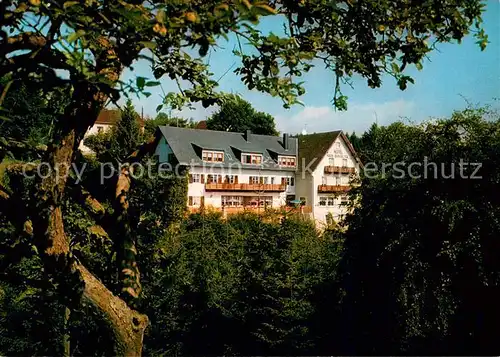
<box><xmin>309</xmin><ymin>135</ymin><xmax>360</xmax><ymax>226</ymax></box>
<box><xmin>79</xmin><ymin>123</ymin><xmax>113</xmax><ymax>153</ymax></box>
<box><xmin>187</xmin><ymin>166</ymin><xmax>295</xmax><ymax>208</ymax></box>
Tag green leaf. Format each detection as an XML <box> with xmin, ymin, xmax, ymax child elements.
<box><xmin>136</xmin><ymin>76</ymin><xmax>146</xmax><ymax>90</ymax></box>
<box><xmin>156</xmin><ymin>104</ymin><xmax>163</xmax><ymax>112</ymax></box>
<box><xmin>67</xmin><ymin>30</ymin><xmax>85</xmax><ymax>43</ymax></box>
<box><xmin>139</xmin><ymin>41</ymin><xmax>157</xmax><ymax>50</ymax></box>
<box><xmin>156</xmin><ymin>9</ymin><xmax>166</xmax><ymax>23</ymax></box>
<box><xmin>143</xmin><ymin>92</ymin><xmax>152</xmax><ymax>98</ymax></box>
<box><xmin>63</xmin><ymin>1</ymin><xmax>79</xmax><ymax>8</ymax></box>
<box><xmin>391</xmin><ymin>62</ymin><xmax>400</xmax><ymax>73</ymax></box>
<box><xmin>145</xmin><ymin>81</ymin><xmax>161</xmax><ymax>87</ymax></box>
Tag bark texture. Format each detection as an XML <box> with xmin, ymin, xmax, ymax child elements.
<box><xmin>28</xmin><ymin>86</ymin><xmax>148</xmax><ymax>355</ymax></box>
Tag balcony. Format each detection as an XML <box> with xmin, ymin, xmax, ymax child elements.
<box><xmin>317</xmin><ymin>184</ymin><xmax>351</xmax><ymax>193</ymax></box>
<box><xmin>324</xmin><ymin>166</ymin><xmax>356</xmax><ymax>174</ymax></box>
<box><xmin>188</xmin><ymin>205</ymin><xmax>312</xmax><ymax>215</ymax></box>
<box><xmin>205</xmin><ymin>183</ymin><xmax>286</xmax><ymax>192</ymax></box>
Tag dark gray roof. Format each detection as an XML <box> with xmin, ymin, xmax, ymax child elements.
<box><xmin>157</xmin><ymin>126</ymin><xmax>298</xmax><ymax>171</ymax></box>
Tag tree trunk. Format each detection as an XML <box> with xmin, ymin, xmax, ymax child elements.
<box><xmin>30</xmin><ymin>92</ymin><xmax>148</xmax><ymax>355</ymax></box>
<box><xmin>63</xmin><ymin>307</ymin><xmax>71</xmax><ymax>357</ymax></box>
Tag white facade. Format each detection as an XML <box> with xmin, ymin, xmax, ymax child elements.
<box><xmin>79</xmin><ymin>122</ymin><xmax>113</xmax><ymax>153</ymax></box>
<box><xmin>187</xmin><ymin>166</ymin><xmax>296</xmax><ymax>209</ymax></box>
<box><xmin>154</xmin><ymin>136</ymin><xmax>296</xmax><ymax>211</ymax></box>
<box><xmin>295</xmin><ymin>134</ymin><xmax>361</xmax><ymax>227</ymax></box>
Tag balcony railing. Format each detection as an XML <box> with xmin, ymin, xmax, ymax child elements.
<box><xmin>205</xmin><ymin>183</ymin><xmax>286</xmax><ymax>192</ymax></box>
<box><xmin>324</xmin><ymin>166</ymin><xmax>356</xmax><ymax>174</ymax></box>
<box><xmin>188</xmin><ymin>205</ymin><xmax>313</xmax><ymax>215</ymax></box>
<box><xmin>317</xmin><ymin>184</ymin><xmax>351</xmax><ymax>193</ymax></box>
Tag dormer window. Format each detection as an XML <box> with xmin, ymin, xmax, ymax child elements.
<box><xmin>242</xmin><ymin>153</ymin><xmax>262</xmax><ymax>165</ymax></box>
<box><xmin>278</xmin><ymin>156</ymin><xmax>296</xmax><ymax>167</ymax></box>
<box><xmin>202</xmin><ymin>150</ymin><xmax>224</xmax><ymax>162</ymax></box>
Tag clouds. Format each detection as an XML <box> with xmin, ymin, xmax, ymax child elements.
<box><xmin>273</xmin><ymin>99</ymin><xmax>417</xmax><ymax>134</ymax></box>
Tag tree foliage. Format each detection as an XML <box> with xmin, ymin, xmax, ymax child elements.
<box><xmin>206</xmin><ymin>94</ymin><xmax>279</xmax><ymax>135</ymax></box>
<box><xmin>143</xmin><ymin>112</ymin><xmax>196</xmax><ymax>140</ymax></box>
<box><xmin>339</xmin><ymin>108</ymin><xmax>500</xmax><ymax>355</ymax></box>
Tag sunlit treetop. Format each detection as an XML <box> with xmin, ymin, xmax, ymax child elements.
<box><xmin>0</xmin><ymin>0</ymin><xmax>488</xmax><ymax>111</ymax></box>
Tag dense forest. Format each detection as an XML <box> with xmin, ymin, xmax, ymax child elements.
<box><xmin>0</xmin><ymin>0</ymin><xmax>494</xmax><ymax>355</ymax></box>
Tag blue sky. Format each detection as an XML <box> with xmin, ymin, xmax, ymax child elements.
<box><xmin>122</xmin><ymin>1</ymin><xmax>500</xmax><ymax>135</ymax></box>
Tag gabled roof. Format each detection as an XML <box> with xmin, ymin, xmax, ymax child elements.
<box><xmin>297</xmin><ymin>130</ymin><xmax>362</xmax><ymax>172</ymax></box>
<box><xmin>157</xmin><ymin>126</ymin><xmax>298</xmax><ymax>171</ymax></box>
<box><xmin>95</xmin><ymin>109</ymin><xmax>145</xmax><ymax>127</ymax></box>
<box><xmin>96</xmin><ymin>109</ymin><xmax>121</xmax><ymax>125</ymax></box>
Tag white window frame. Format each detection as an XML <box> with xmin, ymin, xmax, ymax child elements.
<box><xmin>202</xmin><ymin>150</ymin><xmax>224</xmax><ymax>162</ymax></box>
<box><xmin>249</xmin><ymin>176</ymin><xmax>260</xmax><ymax>184</ymax></box>
<box><xmin>189</xmin><ymin>196</ymin><xmax>202</xmax><ymax>207</ymax></box>
<box><xmin>192</xmin><ymin>174</ymin><xmax>201</xmax><ymax>183</ymax></box>
<box><xmin>342</xmin><ymin>158</ymin><xmax>348</xmax><ymax>167</ymax></box>
<box><xmin>278</xmin><ymin>155</ymin><xmax>296</xmax><ymax>167</ymax></box>
<box><xmin>319</xmin><ymin>196</ymin><xmax>327</xmax><ymax>206</ymax></box>
<box><xmin>242</xmin><ymin>153</ymin><xmax>263</xmax><ymax>165</ymax></box>
<box><xmin>327</xmin><ymin>196</ymin><xmax>335</xmax><ymax>206</ymax></box>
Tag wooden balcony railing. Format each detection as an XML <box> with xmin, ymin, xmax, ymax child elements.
<box><xmin>205</xmin><ymin>183</ymin><xmax>286</xmax><ymax>192</ymax></box>
<box><xmin>317</xmin><ymin>184</ymin><xmax>351</xmax><ymax>193</ymax></box>
<box><xmin>188</xmin><ymin>205</ymin><xmax>313</xmax><ymax>215</ymax></box>
<box><xmin>324</xmin><ymin>166</ymin><xmax>356</xmax><ymax>174</ymax></box>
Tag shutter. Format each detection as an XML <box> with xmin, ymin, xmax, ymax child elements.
<box><xmin>201</xmin><ymin>196</ymin><xmax>205</xmax><ymax>206</ymax></box>
<box><xmin>235</xmin><ymin>175</ymin><xmax>239</xmax><ymax>184</ymax></box>
<box><xmin>189</xmin><ymin>174</ymin><xmax>193</xmax><ymax>183</ymax></box>
<box><xmin>201</xmin><ymin>174</ymin><xmax>205</xmax><ymax>183</ymax></box>
<box><xmin>281</xmin><ymin>177</ymin><xmax>286</xmax><ymax>185</ymax></box>
<box><xmin>188</xmin><ymin>196</ymin><xmax>193</xmax><ymax>206</ymax></box>
<box><xmin>218</xmin><ymin>175</ymin><xmax>222</xmax><ymax>183</ymax></box>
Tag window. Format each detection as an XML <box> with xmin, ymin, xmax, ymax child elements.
<box><xmin>271</xmin><ymin>177</ymin><xmax>275</xmax><ymax>184</ymax></box>
<box><xmin>319</xmin><ymin>196</ymin><xmax>327</xmax><ymax>206</ymax></box>
<box><xmin>322</xmin><ymin>176</ymin><xmax>327</xmax><ymax>185</ymax></box>
<box><xmin>340</xmin><ymin>194</ymin><xmax>349</xmax><ymax>204</ymax></box>
<box><xmin>281</xmin><ymin>177</ymin><xmax>294</xmax><ymax>186</ymax></box>
<box><xmin>342</xmin><ymin>158</ymin><xmax>348</xmax><ymax>167</ymax></box>
<box><xmin>327</xmin><ymin>197</ymin><xmax>335</xmax><ymax>206</ymax></box>
<box><xmin>249</xmin><ymin>176</ymin><xmax>260</xmax><ymax>184</ymax></box>
<box><xmin>278</xmin><ymin>156</ymin><xmax>296</xmax><ymax>167</ymax></box>
<box><xmin>222</xmin><ymin>196</ymin><xmax>242</xmax><ymax>207</ymax></box>
<box><xmin>202</xmin><ymin>150</ymin><xmax>224</xmax><ymax>162</ymax></box>
<box><xmin>225</xmin><ymin>175</ymin><xmax>238</xmax><ymax>184</ymax></box>
<box><xmin>299</xmin><ymin>196</ymin><xmax>306</xmax><ymax>205</ymax></box>
<box><xmin>190</xmin><ymin>174</ymin><xmax>201</xmax><ymax>183</ymax></box>
<box><xmin>207</xmin><ymin>174</ymin><xmax>222</xmax><ymax>183</ymax></box>
<box><xmin>336</xmin><ymin>176</ymin><xmax>341</xmax><ymax>185</ymax></box>
<box><xmin>242</xmin><ymin>153</ymin><xmax>262</xmax><ymax>165</ymax></box>
<box><xmin>97</xmin><ymin>126</ymin><xmax>104</xmax><ymax>133</ymax></box>
<box><xmin>259</xmin><ymin>176</ymin><xmax>269</xmax><ymax>184</ymax></box>
<box><xmin>336</xmin><ymin>142</ymin><xmax>341</xmax><ymax>149</ymax></box>
<box><xmin>329</xmin><ymin>157</ymin><xmax>334</xmax><ymax>166</ymax></box>
<box><xmin>188</xmin><ymin>196</ymin><xmax>202</xmax><ymax>206</ymax></box>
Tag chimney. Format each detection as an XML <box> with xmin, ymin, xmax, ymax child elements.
<box><xmin>244</xmin><ymin>129</ymin><xmax>251</xmax><ymax>142</ymax></box>
<box><xmin>283</xmin><ymin>133</ymin><xmax>289</xmax><ymax>150</ymax></box>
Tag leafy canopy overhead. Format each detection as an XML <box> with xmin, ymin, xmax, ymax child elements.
<box><xmin>0</xmin><ymin>0</ymin><xmax>487</xmax><ymax>112</ymax></box>
<box><xmin>206</xmin><ymin>94</ymin><xmax>279</xmax><ymax>135</ymax></box>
